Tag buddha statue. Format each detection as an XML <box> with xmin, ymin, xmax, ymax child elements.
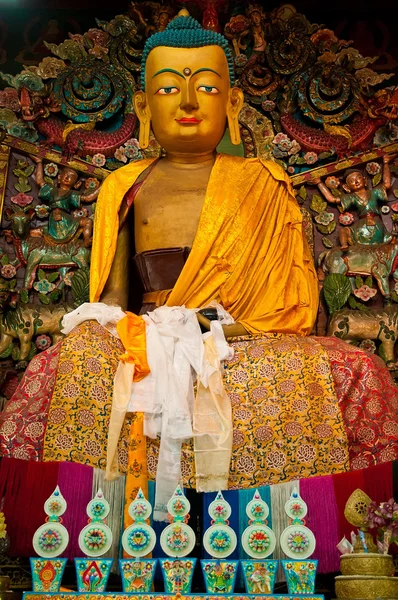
<box><xmin>0</xmin><ymin>16</ymin><xmax>397</xmax><ymax>519</ymax></box>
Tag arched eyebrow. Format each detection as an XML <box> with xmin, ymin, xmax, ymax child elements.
<box><xmin>152</xmin><ymin>67</ymin><xmax>222</xmax><ymax>79</ymax></box>
<box><xmin>152</xmin><ymin>68</ymin><xmax>184</xmax><ymax>79</ymax></box>
<box><xmin>192</xmin><ymin>68</ymin><xmax>221</xmax><ymax>78</ymax></box>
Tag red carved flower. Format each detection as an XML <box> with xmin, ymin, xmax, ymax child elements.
<box><xmin>0</xmin><ymin>264</ymin><xmax>16</xmax><ymax>279</ymax></box>
<box><xmin>85</xmin><ymin>177</ymin><xmax>99</xmax><ymax>190</ymax></box>
<box><xmin>354</xmin><ymin>285</ymin><xmax>377</xmax><ymax>302</ymax></box>
<box><xmin>86</xmin><ymin>28</ymin><xmax>109</xmax><ymax>47</ymax></box>
<box><xmin>35</xmin><ymin>334</ymin><xmax>52</xmax><ymax>351</ymax></box>
<box><xmin>339</xmin><ymin>212</ymin><xmax>354</xmax><ymax>226</ymax></box>
<box><xmin>366</xmin><ymin>161</ymin><xmax>381</xmax><ymax>175</ymax></box>
<box><xmin>304</xmin><ymin>151</ymin><xmax>318</xmax><ymax>165</ymax></box>
<box><xmin>325</xmin><ymin>176</ymin><xmax>340</xmax><ymax>189</ymax></box>
<box><xmin>10</xmin><ymin>192</ymin><xmax>33</xmax><ymax>207</ymax></box>
<box><xmin>91</xmin><ymin>153</ymin><xmax>106</xmax><ymax>167</ymax></box>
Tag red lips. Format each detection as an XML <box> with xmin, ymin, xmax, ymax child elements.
<box><xmin>176</xmin><ymin>117</ymin><xmax>202</xmax><ymax>124</ymax></box>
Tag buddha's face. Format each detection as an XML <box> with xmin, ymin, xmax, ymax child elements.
<box><xmin>136</xmin><ymin>45</ymin><xmax>242</xmax><ymax>155</ymax></box>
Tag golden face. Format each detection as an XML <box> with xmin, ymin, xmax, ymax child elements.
<box><xmin>346</xmin><ymin>171</ymin><xmax>365</xmax><ymax>191</ymax></box>
<box><xmin>140</xmin><ymin>45</ymin><xmax>239</xmax><ymax>154</ymax></box>
<box><xmin>58</xmin><ymin>168</ymin><xmax>78</xmax><ymax>188</ymax></box>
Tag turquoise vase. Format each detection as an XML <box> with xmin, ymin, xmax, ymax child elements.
<box><xmin>241</xmin><ymin>559</ymin><xmax>278</xmax><ymax>594</ymax></box>
<box><xmin>119</xmin><ymin>558</ymin><xmax>157</xmax><ymax>593</ymax></box>
<box><xmin>74</xmin><ymin>558</ymin><xmax>113</xmax><ymax>592</ymax></box>
<box><xmin>282</xmin><ymin>559</ymin><xmax>318</xmax><ymax>594</ymax></box>
<box><xmin>30</xmin><ymin>558</ymin><xmax>67</xmax><ymax>592</ymax></box>
<box><xmin>201</xmin><ymin>559</ymin><xmax>238</xmax><ymax>594</ymax></box>
<box><xmin>159</xmin><ymin>557</ymin><xmax>196</xmax><ymax>594</ymax></box>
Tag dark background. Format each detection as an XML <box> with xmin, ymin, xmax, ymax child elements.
<box><xmin>0</xmin><ymin>0</ymin><xmax>397</xmax><ymax>75</ymax></box>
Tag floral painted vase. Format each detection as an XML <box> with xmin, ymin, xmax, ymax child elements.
<box><xmin>241</xmin><ymin>559</ymin><xmax>278</xmax><ymax>594</ymax></box>
<box><xmin>119</xmin><ymin>559</ymin><xmax>157</xmax><ymax>593</ymax></box>
<box><xmin>281</xmin><ymin>559</ymin><xmax>318</xmax><ymax>594</ymax></box>
<box><xmin>159</xmin><ymin>558</ymin><xmax>196</xmax><ymax>594</ymax></box>
<box><xmin>30</xmin><ymin>558</ymin><xmax>67</xmax><ymax>592</ymax></box>
<box><xmin>74</xmin><ymin>558</ymin><xmax>113</xmax><ymax>592</ymax></box>
<box><xmin>201</xmin><ymin>559</ymin><xmax>238</xmax><ymax>594</ymax></box>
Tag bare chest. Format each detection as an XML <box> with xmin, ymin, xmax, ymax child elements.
<box><xmin>134</xmin><ymin>162</ymin><xmax>212</xmax><ymax>253</ymax></box>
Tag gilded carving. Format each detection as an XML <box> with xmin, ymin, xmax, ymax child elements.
<box><xmin>335</xmin><ymin>575</ymin><xmax>398</xmax><ymax>599</ymax></box>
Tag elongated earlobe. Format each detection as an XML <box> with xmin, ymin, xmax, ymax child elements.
<box><xmin>227</xmin><ymin>87</ymin><xmax>244</xmax><ymax>146</ymax></box>
<box><xmin>133</xmin><ymin>90</ymin><xmax>152</xmax><ymax>149</ymax></box>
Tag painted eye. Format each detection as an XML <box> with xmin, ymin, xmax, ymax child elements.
<box><xmin>197</xmin><ymin>85</ymin><xmax>219</xmax><ymax>94</ymax></box>
<box><xmin>156</xmin><ymin>87</ymin><xmax>179</xmax><ymax>95</ymax></box>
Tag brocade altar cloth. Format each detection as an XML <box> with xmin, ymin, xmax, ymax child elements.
<box><xmin>1</xmin><ymin>320</ymin><xmax>397</xmax><ymax>493</ymax></box>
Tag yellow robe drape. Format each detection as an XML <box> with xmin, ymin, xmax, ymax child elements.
<box><xmin>90</xmin><ymin>154</ymin><xmax>318</xmax><ymax>335</ymax></box>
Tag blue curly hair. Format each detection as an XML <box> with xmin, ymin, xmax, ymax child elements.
<box><xmin>141</xmin><ymin>16</ymin><xmax>235</xmax><ymax>90</ymax></box>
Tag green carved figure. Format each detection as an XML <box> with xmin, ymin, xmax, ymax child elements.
<box><xmin>315</xmin><ymin>155</ymin><xmax>395</xmax><ymax>249</ymax></box>
<box><xmin>4</xmin><ymin>205</ymin><xmax>91</xmax><ymax>290</ymax></box>
<box><xmin>33</xmin><ymin>157</ymin><xmax>99</xmax><ymax>246</ymax></box>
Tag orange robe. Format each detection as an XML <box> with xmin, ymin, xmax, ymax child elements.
<box><xmin>90</xmin><ymin>154</ymin><xmax>318</xmax><ymax>336</ymax></box>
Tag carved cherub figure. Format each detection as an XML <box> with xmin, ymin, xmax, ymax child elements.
<box><xmin>32</xmin><ymin>157</ymin><xmax>99</xmax><ymax>246</ymax></box>
<box><xmin>247</xmin><ymin>3</ymin><xmax>267</xmax><ymax>53</ymax></box>
<box><xmin>314</xmin><ymin>155</ymin><xmax>395</xmax><ymax>250</ymax></box>
<box><xmin>130</xmin><ymin>2</ymin><xmax>174</xmax><ymax>36</ymax></box>
<box><xmin>224</xmin><ymin>3</ymin><xmax>267</xmax><ymax>56</ymax></box>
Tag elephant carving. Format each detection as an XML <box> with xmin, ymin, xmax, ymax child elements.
<box><xmin>0</xmin><ymin>302</ymin><xmax>71</xmax><ymax>361</ymax></box>
<box><xmin>319</xmin><ymin>241</ymin><xmax>398</xmax><ymax>298</ymax></box>
<box><xmin>327</xmin><ymin>306</ymin><xmax>398</xmax><ymax>368</ymax></box>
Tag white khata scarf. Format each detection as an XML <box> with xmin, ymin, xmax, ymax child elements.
<box><xmin>62</xmin><ymin>302</ymin><xmax>234</xmax><ymax>522</ymax></box>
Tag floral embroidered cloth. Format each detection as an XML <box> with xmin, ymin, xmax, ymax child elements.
<box><xmin>1</xmin><ymin>321</ymin><xmax>397</xmax><ymax>489</ymax></box>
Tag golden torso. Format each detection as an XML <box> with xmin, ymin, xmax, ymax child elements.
<box><xmin>134</xmin><ymin>157</ymin><xmax>214</xmax><ymax>252</ymax></box>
